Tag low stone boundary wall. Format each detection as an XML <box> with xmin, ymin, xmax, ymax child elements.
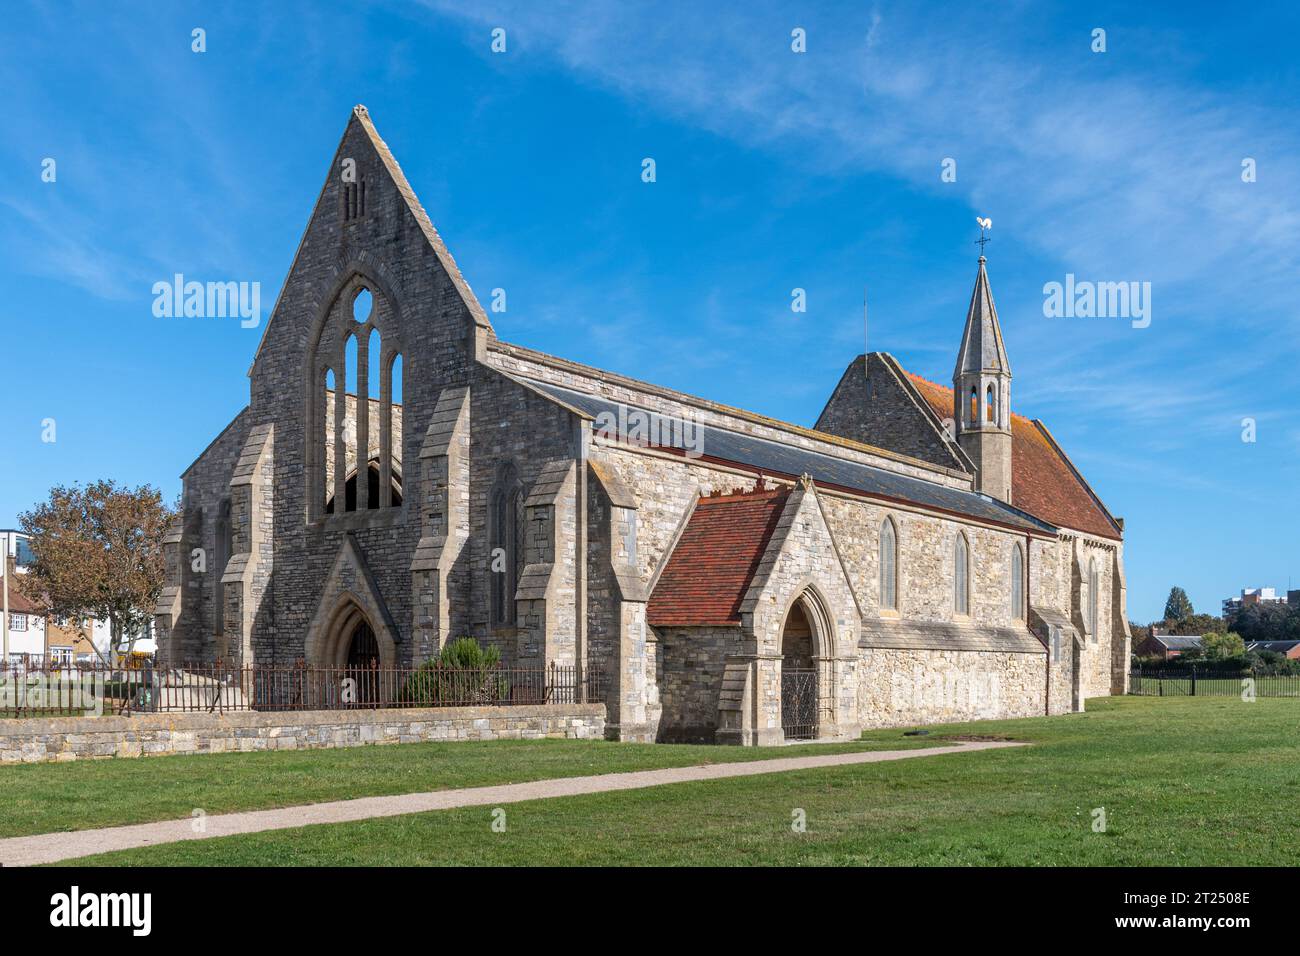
<box><xmin>0</xmin><ymin>704</ymin><xmax>606</xmax><ymax>764</ymax></box>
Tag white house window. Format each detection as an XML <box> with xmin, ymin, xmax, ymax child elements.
<box><xmin>954</xmin><ymin>533</ymin><xmax>970</xmax><ymax>616</ymax></box>
<box><xmin>1010</xmin><ymin>543</ymin><xmax>1024</xmax><ymax>620</ymax></box>
<box><xmin>8</xmin><ymin>613</ymin><xmax>27</xmax><ymax>631</ymax></box>
<box><xmin>879</xmin><ymin>518</ymin><xmax>898</xmax><ymax>611</ymax></box>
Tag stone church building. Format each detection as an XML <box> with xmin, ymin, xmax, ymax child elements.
<box><xmin>155</xmin><ymin>107</ymin><xmax>1130</xmax><ymax>745</ymax></box>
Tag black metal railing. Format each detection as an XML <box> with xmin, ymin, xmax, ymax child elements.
<box><xmin>1129</xmin><ymin>667</ymin><xmax>1300</xmax><ymax>698</ymax></box>
<box><xmin>0</xmin><ymin>657</ymin><xmax>610</xmax><ymax>717</ymax></box>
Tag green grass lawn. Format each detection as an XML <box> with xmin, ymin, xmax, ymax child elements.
<box><xmin>0</xmin><ymin>732</ymin><xmax>932</xmax><ymax>839</ymax></box>
<box><xmin>51</xmin><ymin>695</ymin><xmax>1300</xmax><ymax>866</ymax></box>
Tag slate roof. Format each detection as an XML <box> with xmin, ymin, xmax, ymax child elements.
<box><xmin>647</xmin><ymin>488</ymin><xmax>789</xmax><ymax>627</ymax></box>
<box><xmin>1152</xmin><ymin>634</ymin><xmax>1204</xmax><ymax>651</ymax></box>
<box><xmin>525</xmin><ymin>380</ymin><xmax>1057</xmax><ymax>536</ymax></box>
<box><xmin>1247</xmin><ymin>641</ymin><xmax>1300</xmax><ymax>653</ymax></box>
<box><xmin>903</xmin><ymin>372</ymin><xmax>1122</xmax><ymax>540</ymax></box>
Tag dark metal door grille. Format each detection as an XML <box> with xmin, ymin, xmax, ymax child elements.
<box><xmin>781</xmin><ymin>668</ymin><xmax>818</xmax><ymax>740</ymax></box>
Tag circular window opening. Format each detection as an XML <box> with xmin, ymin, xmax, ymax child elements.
<box><xmin>353</xmin><ymin>288</ymin><xmax>373</xmax><ymax>323</ymax></box>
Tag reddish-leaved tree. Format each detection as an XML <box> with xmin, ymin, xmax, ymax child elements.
<box><xmin>17</xmin><ymin>481</ymin><xmax>174</xmax><ymax>665</ymax></box>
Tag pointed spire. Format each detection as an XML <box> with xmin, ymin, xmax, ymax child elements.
<box><xmin>953</xmin><ymin>256</ymin><xmax>1011</xmax><ymax>382</ymax></box>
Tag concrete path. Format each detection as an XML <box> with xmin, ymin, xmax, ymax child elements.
<box><xmin>1</xmin><ymin>740</ymin><xmax>1024</xmax><ymax>866</ymax></box>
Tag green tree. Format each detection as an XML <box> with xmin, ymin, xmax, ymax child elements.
<box><xmin>1167</xmin><ymin>613</ymin><xmax>1222</xmax><ymax>636</ymax></box>
<box><xmin>1163</xmin><ymin>587</ymin><xmax>1194</xmax><ymax>622</ymax></box>
<box><xmin>1202</xmin><ymin>631</ymin><xmax>1246</xmax><ymax>660</ymax></box>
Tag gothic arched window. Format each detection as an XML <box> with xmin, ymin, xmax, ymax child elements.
<box><xmin>986</xmin><ymin>383</ymin><xmax>996</xmax><ymax>423</ymax></box>
<box><xmin>879</xmin><ymin>517</ymin><xmax>898</xmax><ymax>612</ymax></box>
<box><xmin>1088</xmin><ymin>558</ymin><xmax>1100</xmax><ymax>642</ymax></box>
<box><xmin>312</xmin><ymin>279</ymin><xmax>403</xmax><ymax>519</ymax></box>
<box><xmin>954</xmin><ymin>533</ymin><xmax>970</xmax><ymax>616</ymax></box>
<box><xmin>490</xmin><ymin>466</ymin><xmax>525</xmax><ymax>626</ymax></box>
<box><xmin>1010</xmin><ymin>542</ymin><xmax>1024</xmax><ymax>620</ymax></box>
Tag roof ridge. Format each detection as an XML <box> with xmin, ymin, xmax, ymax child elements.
<box><xmin>491</xmin><ymin>340</ymin><xmax>970</xmax><ymax>481</ymax></box>
<box><xmin>697</xmin><ymin>485</ymin><xmax>791</xmax><ymax>503</ymax></box>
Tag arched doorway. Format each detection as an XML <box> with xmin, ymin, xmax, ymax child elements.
<box><xmin>781</xmin><ymin>601</ymin><xmax>818</xmax><ymax>740</ymax></box>
<box><xmin>344</xmin><ymin>619</ymin><xmax>380</xmax><ymax>706</ymax></box>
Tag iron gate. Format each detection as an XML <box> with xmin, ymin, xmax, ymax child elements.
<box><xmin>781</xmin><ymin>668</ymin><xmax>818</xmax><ymax>740</ymax></box>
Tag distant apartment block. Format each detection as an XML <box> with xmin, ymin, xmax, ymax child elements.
<box><xmin>1222</xmin><ymin>587</ymin><xmax>1295</xmax><ymax>616</ymax></box>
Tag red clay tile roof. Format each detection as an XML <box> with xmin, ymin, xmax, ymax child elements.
<box><xmin>647</xmin><ymin>487</ymin><xmax>790</xmax><ymax>627</ymax></box>
<box><xmin>903</xmin><ymin>372</ymin><xmax>1121</xmax><ymax>541</ymax></box>
<box><xmin>2</xmin><ymin>577</ymin><xmax>42</xmax><ymax>615</ymax></box>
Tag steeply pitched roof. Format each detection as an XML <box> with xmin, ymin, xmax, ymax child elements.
<box><xmin>954</xmin><ymin>257</ymin><xmax>1011</xmax><ymax>380</ymax></box>
<box><xmin>903</xmin><ymin>371</ymin><xmax>1122</xmax><ymax>540</ymax></box>
<box><xmin>527</xmin><ymin>379</ymin><xmax>1056</xmax><ymax>536</ymax></box>
<box><xmin>647</xmin><ymin>488</ymin><xmax>790</xmax><ymax>627</ymax></box>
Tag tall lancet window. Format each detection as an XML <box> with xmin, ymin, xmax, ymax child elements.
<box><xmin>969</xmin><ymin>386</ymin><xmax>978</xmax><ymax>425</ymax></box>
<box><xmin>321</xmin><ymin>368</ymin><xmax>336</xmax><ymax>511</ymax></box>
<box><xmin>1010</xmin><ymin>542</ymin><xmax>1024</xmax><ymax>620</ymax></box>
<box><xmin>986</xmin><ymin>384</ymin><xmax>996</xmax><ymax>423</ymax></box>
<box><xmin>954</xmin><ymin>533</ymin><xmax>970</xmax><ymax>616</ymax></box>
<box><xmin>385</xmin><ymin>353</ymin><xmax>403</xmax><ymax>507</ymax></box>
<box><xmin>1088</xmin><ymin>558</ymin><xmax>1100</xmax><ymax>641</ymax></box>
<box><xmin>490</xmin><ymin>465</ymin><xmax>524</xmax><ymax>625</ymax></box>
<box><xmin>879</xmin><ymin>517</ymin><xmax>898</xmax><ymax>612</ymax></box>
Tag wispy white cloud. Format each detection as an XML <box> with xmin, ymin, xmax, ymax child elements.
<box><xmin>416</xmin><ymin>0</ymin><xmax>1300</xmax><ymax>441</ymax></box>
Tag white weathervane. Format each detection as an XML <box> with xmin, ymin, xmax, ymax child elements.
<box><xmin>975</xmin><ymin>217</ymin><xmax>992</xmax><ymax>255</ymax></box>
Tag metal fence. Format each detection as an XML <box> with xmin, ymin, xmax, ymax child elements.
<box><xmin>1129</xmin><ymin>667</ymin><xmax>1300</xmax><ymax>698</ymax></box>
<box><xmin>0</xmin><ymin>659</ymin><xmax>109</xmax><ymax>717</ymax></box>
<box><xmin>0</xmin><ymin>658</ymin><xmax>610</xmax><ymax>718</ymax></box>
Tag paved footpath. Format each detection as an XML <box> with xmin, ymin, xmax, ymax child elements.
<box><xmin>0</xmin><ymin>740</ymin><xmax>1024</xmax><ymax>866</ymax></box>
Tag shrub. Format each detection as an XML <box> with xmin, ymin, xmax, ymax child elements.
<box><xmin>398</xmin><ymin>637</ymin><xmax>506</xmax><ymax>706</ymax></box>
<box><xmin>437</xmin><ymin>636</ymin><xmax>501</xmax><ymax>670</ymax></box>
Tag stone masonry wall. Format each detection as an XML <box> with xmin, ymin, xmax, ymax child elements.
<box><xmin>816</xmin><ymin>354</ymin><xmax>966</xmax><ymax>472</ymax></box>
<box><xmin>0</xmin><ymin>704</ymin><xmax>605</xmax><ymax>764</ymax></box>
<box><xmin>468</xmin><ymin>369</ymin><xmax>578</xmax><ymax>666</ymax></box>
<box><xmin>857</xmin><ymin>647</ymin><xmax>1046</xmax><ymax>728</ymax></box>
<box><xmin>172</xmin><ymin>409</ymin><xmax>250</xmax><ymax>662</ymax></box>
<box><xmin>655</xmin><ymin>625</ymin><xmax>742</xmax><ymax>742</ymax></box>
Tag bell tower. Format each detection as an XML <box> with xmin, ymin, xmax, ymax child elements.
<box><xmin>953</xmin><ymin>247</ymin><xmax>1013</xmax><ymax>502</ymax></box>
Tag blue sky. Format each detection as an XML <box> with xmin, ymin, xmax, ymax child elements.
<box><xmin>2</xmin><ymin>0</ymin><xmax>1297</xmax><ymax>623</ymax></box>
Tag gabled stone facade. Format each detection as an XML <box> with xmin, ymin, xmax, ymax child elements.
<box><xmin>159</xmin><ymin>107</ymin><xmax>1130</xmax><ymax>745</ymax></box>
